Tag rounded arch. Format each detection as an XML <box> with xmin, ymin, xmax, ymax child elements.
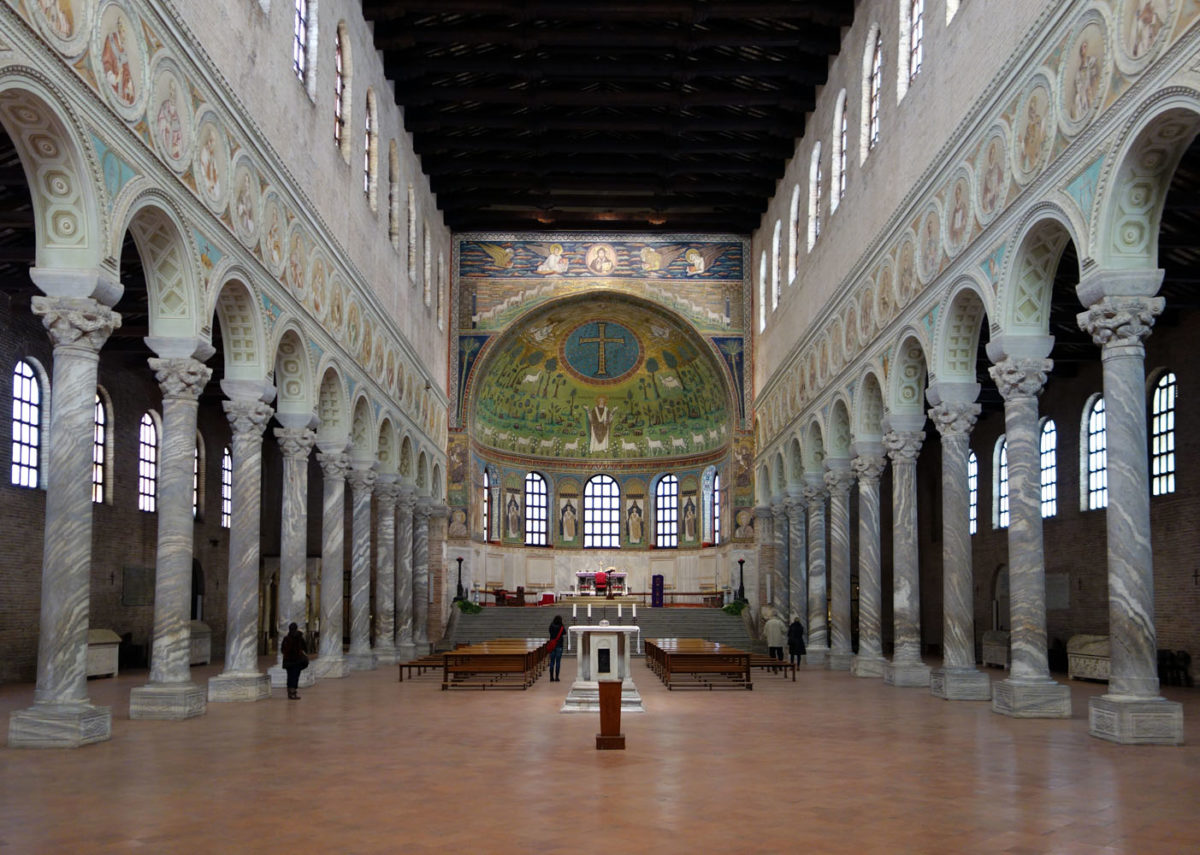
<box><xmin>416</xmin><ymin>450</ymin><xmax>429</xmax><ymax>494</ymax></box>
<box><xmin>933</xmin><ymin>276</ymin><xmax>993</xmax><ymax>383</ymax></box>
<box><xmin>802</xmin><ymin>419</ymin><xmax>825</xmax><ymax>473</ymax></box>
<box><xmin>272</xmin><ymin>325</ymin><xmax>314</xmax><ymax>419</ymax></box>
<box><xmin>316</xmin><ymin>364</ymin><xmax>349</xmax><ymax>446</ymax></box>
<box><xmin>756</xmin><ymin>462</ymin><xmax>770</xmax><ymax>505</ymax></box>
<box><xmin>0</xmin><ymin>73</ymin><xmax>105</xmax><ymax>273</ymax></box>
<box><xmin>1095</xmin><ymin>95</ymin><xmax>1200</xmax><ymax>270</ymax></box>
<box><xmin>887</xmin><ymin>332</ymin><xmax>929</xmax><ymax>417</ymax></box>
<box><xmin>210</xmin><ymin>272</ymin><xmax>267</xmax><ymax>381</ymax></box>
<box><xmin>853</xmin><ymin>367</ymin><xmax>886</xmax><ymax>443</ymax></box>
<box><xmin>995</xmin><ymin>206</ymin><xmax>1081</xmax><ymax>337</ymax></box>
<box><xmin>788</xmin><ymin>435</ymin><xmax>804</xmax><ymax>485</ymax></box>
<box><xmin>827</xmin><ymin>396</ymin><xmax>852</xmax><ymax>458</ymax></box>
<box><xmin>377</xmin><ymin>416</ymin><xmax>398</xmax><ymax>474</ymax></box>
<box><xmin>349</xmin><ymin>394</ymin><xmax>376</xmax><ymax>461</ymax></box>
<box><xmin>399</xmin><ymin>433</ymin><xmax>414</xmax><ymax>480</ymax></box>
<box><xmin>772</xmin><ymin>450</ymin><xmax>786</xmax><ymax>499</ymax></box>
<box><xmin>119</xmin><ymin>192</ymin><xmax>201</xmax><ymax>339</ymax></box>
<box><xmin>431</xmin><ymin>462</ymin><xmax>443</xmax><ymax>500</ymax></box>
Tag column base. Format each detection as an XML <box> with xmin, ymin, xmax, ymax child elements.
<box><xmin>345</xmin><ymin>651</ymin><xmax>378</xmax><ymax>671</ymax></box>
<box><xmin>884</xmin><ymin>660</ymin><xmax>931</xmax><ymax>687</ymax></box>
<box><xmin>314</xmin><ymin>656</ymin><xmax>352</xmax><ymax>679</ymax></box>
<box><xmin>851</xmin><ymin>654</ymin><xmax>886</xmax><ymax>678</ymax></box>
<box><xmin>372</xmin><ymin>645</ymin><xmax>402</xmax><ymax>666</ymax></box>
<box><xmin>804</xmin><ymin>648</ymin><xmax>829</xmax><ymax>667</ymax></box>
<box><xmin>991</xmin><ymin>678</ymin><xmax>1071</xmax><ymax>718</ymax></box>
<box><xmin>207</xmin><ymin>673</ymin><xmax>271</xmax><ymax>703</ymax></box>
<box><xmin>414</xmin><ymin>635</ymin><xmax>431</xmax><ymax>654</ymax></box>
<box><xmin>1089</xmin><ymin>695</ymin><xmax>1184</xmax><ymax>745</ymax></box>
<box><xmin>930</xmin><ymin>667</ymin><xmax>991</xmax><ymax>701</ymax></box>
<box><xmin>129</xmin><ymin>682</ymin><xmax>207</xmax><ymax>720</ymax></box>
<box><xmin>268</xmin><ymin>666</ymin><xmax>316</xmax><ymax>689</ymax></box>
<box><xmin>8</xmin><ymin>703</ymin><xmax>112</xmax><ymax>748</ymax></box>
<box><xmin>827</xmin><ymin>651</ymin><xmax>854</xmax><ymax>671</ymax></box>
<box><xmin>397</xmin><ymin>642</ymin><xmax>417</xmax><ymax>661</ymax></box>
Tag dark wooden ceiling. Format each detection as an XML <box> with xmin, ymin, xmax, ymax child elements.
<box><xmin>360</xmin><ymin>0</ymin><xmax>855</xmax><ymax>233</ymax></box>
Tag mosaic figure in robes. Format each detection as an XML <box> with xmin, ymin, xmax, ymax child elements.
<box><xmin>101</xmin><ymin>18</ymin><xmax>136</xmax><ymax>105</ymax></box>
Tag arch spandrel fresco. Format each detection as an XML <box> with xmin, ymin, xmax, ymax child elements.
<box><xmin>470</xmin><ymin>293</ymin><xmax>732</xmax><ymax>464</ymax></box>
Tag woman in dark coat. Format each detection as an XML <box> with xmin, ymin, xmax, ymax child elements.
<box><xmin>547</xmin><ymin>615</ymin><xmax>567</xmax><ymax>682</ymax></box>
<box><xmin>280</xmin><ymin>622</ymin><xmax>308</xmax><ymax>699</ymax></box>
<box><xmin>787</xmin><ymin>616</ymin><xmax>806</xmax><ymax>667</ymax></box>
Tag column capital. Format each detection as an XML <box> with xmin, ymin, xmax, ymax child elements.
<box><xmin>375</xmin><ymin>476</ymin><xmax>402</xmax><ymax>506</ymax></box>
<box><xmin>753</xmin><ymin>505</ymin><xmax>774</xmax><ymax>521</ymax></box>
<box><xmin>346</xmin><ymin>464</ymin><xmax>378</xmax><ymax>494</ymax></box>
<box><xmin>802</xmin><ymin>483</ymin><xmax>827</xmax><ymax>506</ymax></box>
<box><xmin>883</xmin><ymin>429</ymin><xmax>925</xmax><ymax>463</ymax></box>
<box><xmin>988</xmin><ymin>356</ymin><xmax>1053</xmax><ymax>402</ymax></box>
<box><xmin>397</xmin><ymin>486</ymin><xmax>417</xmax><ymax>513</ymax></box>
<box><xmin>429</xmin><ymin>503</ymin><xmax>451</xmax><ymax>520</ymax></box>
<box><xmin>414</xmin><ymin>497</ymin><xmax>434</xmax><ymax>520</ymax></box>
<box><xmin>150</xmin><ymin>357</ymin><xmax>212</xmax><ymax>401</ymax></box>
<box><xmin>30</xmin><ymin>295</ymin><xmax>121</xmax><ymax>352</ymax></box>
<box><xmin>275</xmin><ymin>426</ymin><xmax>317</xmax><ymax>460</ymax></box>
<box><xmin>783</xmin><ymin>495</ymin><xmax>805</xmax><ymax>519</ymax></box>
<box><xmin>223</xmin><ymin>398</ymin><xmax>274</xmax><ymax>437</ymax></box>
<box><xmin>929</xmin><ymin>400</ymin><xmax>981</xmax><ymax>438</ymax></box>
<box><xmin>1077</xmin><ymin>296</ymin><xmax>1164</xmax><ymax>351</ymax></box>
<box><xmin>317</xmin><ymin>450</ymin><xmax>350</xmax><ymax>480</ymax></box>
<box><xmin>823</xmin><ymin>464</ymin><xmax>855</xmax><ymax>497</ymax></box>
<box><xmin>772</xmin><ymin>503</ymin><xmax>788</xmax><ymax>521</ymax></box>
<box><xmin>851</xmin><ymin>454</ymin><xmax>887</xmax><ymax>483</ymax></box>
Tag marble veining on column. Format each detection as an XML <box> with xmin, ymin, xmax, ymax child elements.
<box><xmin>373</xmin><ymin>477</ymin><xmax>401</xmax><ymax>665</ymax></box>
<box><xmin>928</xmin><ymin>402</ymin><xmax>991</xmax><ymax>701</ymax></box>
<box><xmin>413</xmin><ymin>500</ymin><xmax>432</xmax><ymax>649</ymax></box>
<box><xmin>396</xmin><ymin>489</ymin><xmax>416</xmax><ymax>657</ymax></box>
<box><xmin>803</xmin><ymin>481</ymin><xmax>829</xmax><ymax>667</ymax></box>
<box><xmin>988</xmin><ymin>357</ymin><xmax>1070</xmax><ymax>717</ymax></box>
<box><xmin>346</xmin><ymin>464</ymin><xmax>379</xmax><ymax>670</ymax></box>
<box><xmin>9</xmin><ymin>296</ymin><xmax>119</xmax><ymax>748</ymax></box>
<box><xmin>316</xmin><ymin>450</ymin><xmax>351</xmax><ymax>679</ymax></box>
<box><xmin>1079</xmin><ymin>296</ymin><xmax>1182</xmax><ymax>743</ymax></box>
<box><xmin>130</xmin><ymin>357</ymin><xmax>212</xmax><ymax>721</ymax></box>
<box><xmin>851</xmin><ymin>453</ymin><xmax>886</xmax><ymax>679</ymax></box>
<box><xmin>825</xmin><ymin>464</ymin><xmax>855</xmax><ymax>671</ymax></box>
<box><xmin>209</xmin><ymin>398</ymin><xmax>273</xmax><ymax>703</ymax></box>
<box><xmin>882</xmin><ymin>430</ymin><xmax>931</xmax><ymax>688</ymax></box>
<box><xmin>772</xmin><ymin>503</ymin><xmax>789</xmax><ymax>617</ymax></box>
<box><xmin>754</xmin><ymin>506</ymin><xmax>774</xmax><ymax>609</ymax></box>
<box><xmin>785</xmin><ymin>497</ymin><xmax>806</xmax><ymax>636</ymax></box>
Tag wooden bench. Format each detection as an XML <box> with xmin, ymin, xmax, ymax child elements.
<box><xmin>749</xmin><ymin>653</ymin><xmax>796</xmax><ymax>681</ymax></box>
<box><xmin>645</xmin><ymin>638</ymin><xmax>753</xmax><ymax>690</ymax></box>
<box><xmin>441</xmin><ymin>639</ymin><xmax>548</xmax><ymax>690</ymax></box>
<box><xmin>398</xmin><ymin>653</ymin><xmax>447</xmax><ymax>682</ymax></box>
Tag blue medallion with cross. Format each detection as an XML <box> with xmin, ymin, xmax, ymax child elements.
<box><xmin>563</xmin><ymin>320</ymin><xmax>641</xmax><ymax>383</ymax></box>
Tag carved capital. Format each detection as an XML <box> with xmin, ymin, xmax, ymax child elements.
<box><xmin>224</xmin><ymin>399</ymin><xmax>274</xmax><ymax>438</ymax></box>
<box><xmin>929</xmin><ymin>400</ymin><xmax>981</xmax><ymax>438</ymax></box>
<box><xmin>275</xmin><ymin>427</ymin><xmax>317</xmax><ymax>460</ymax></box>
<box><xmin>988</xmin><ymin>357</ymin><xmax>1052</xmax><ymax>401</ymax></box>
<box><xmin>851</xmin><ymin>455</ymin><xmax>887</xmax><ymax>483</ymax></box>
<box><xmin>375</xmin><ymin>478</ymin><xmax>403</xmax><ymax>506</ymax></box>
<box><xmin>316</xmin><ymin>451</ymin><xmax>350</xmax><ymax>481</ymax></box>
<box><xmin>346</xmin><ymin>465</ymin><xmax>378</xmax><ymax>494</ymax></box>
<box><xmin>397</xmin><ymin>488</ymin><xmax>417</xmax><ymax>515</ymax></box>
<box><xmin>823</xmin><ymin>467</ymin><xmax>855</xmax><ymax>497</ymax></box>
<box><xmin>414</xmin><ymin>499</ymin><xmax>433</xmax><ymax>521</ymax></box>
<box><xmin>150</xmin><ymin>357</ymin><xmax>212</xmax><ymax>401</ymax></box>
<box><xmin>1077</xmin><ymin>296</ymin><xmax>1164</xmax><ymax>350</ymax></box>
<box><xmin>31</xmin><ymin>296</ymin><xmax>121</xmax><ymax>352</ymax></box>
<box><xmin>802</xmin><ymin>484</ymin><xmax>827</xmax><ymax>506</ymax></box>
<box><xmin>883</xmin><ymin>430</ymin><xmax>925</xmax><ymax>462</ymax></box>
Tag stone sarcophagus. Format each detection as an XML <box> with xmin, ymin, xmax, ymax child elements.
<box><xmin>86</xmin><ymin>628</ymin><xmax>121</xmax><ymax>678</ymax></box>
<box><xmin>1068</xmin><ymin>634</ymin><xmax>1110</xmax><ymax>682</ymax></box>
<box><xmin>981</xmin><ymin>630</ymin><xmax>1010</xmax><ymax>669</ymax></box>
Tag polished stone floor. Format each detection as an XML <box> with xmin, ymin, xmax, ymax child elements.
<box><xmin>1</xmin><ymin>656</ymin><xmax>1197</xmax><ymax>854</ymax></box>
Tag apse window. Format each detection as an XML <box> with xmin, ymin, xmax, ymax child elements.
<box><xmin>583</xmin><ymin>474</ymin><xmax>620</xmax><ymax>549</ymax></box>
<box><xmin>524</xmin><ymin>471</ymin><xmax>549</xmax><ymax>546</ymax></box>
<box><xmin>655</xmin><ymin>474</ymin><xmax>679</xmax><ymax>548</ymax></box>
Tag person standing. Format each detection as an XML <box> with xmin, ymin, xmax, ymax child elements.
<box><xmin>787</xmin><ymin>616</ymin><xmax>807</xmax><ymax>667</ymax></box>
<box><xmin>547</xmin><ymin>615</ymin><xmax>567</xmax><ymax>682</ymax></box>
<box><xmin>764</xmin><ymin>610</ymin><xmax>787</xmax><ymax>662</ymax></box>
<box><xmin>281</xmin><ymin>622</ymin><xmax>308</xmax><ymax>700</ymax></box>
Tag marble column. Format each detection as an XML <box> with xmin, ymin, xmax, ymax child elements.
<box><xmin>785</xmin><ymin>496</ymin><xmax>807</xmax><ymax>635</ymax></box>
<box><xmin>268</xmin><ymin>425</ymin><xmax>318</xmax><ymax>689</ymax></box>
<box><xmin>130</xmin><ymin>355</ymin><xmax>213</xmax><ymax>720</ymax></box>
<box><xmin>928</xmin><ymin>401</ymin><xmax>991</xmax><ymax>701</ymax></box>
<box><xmin>427</xmin><ymin>504</ymin><xmax>451</xmax><ymax>643</ymax></box>
<box><xmin>1078</xmin><ymin>296</ymin><xmax>1182</xmax><ymax>743</ymax></box>
<box><xmin>396</xmin><ymin>488</ymin><xmax>417</xmax><ymax>657</ymax></box>
<box><xmin>851</xmin><ymin>449</ymin><xmax>887</xmax><ymax>678</ymax></box>
<box><xmin>825</xmin><ymin>461</ymin><xmax>855</xmax><ymax>671</ymax></box>
<box><xmin>803</xmin><ymin>479</ymin><xmax>829</xmax><ymax>667</ymax></box>
<box><xmin>9</xmin><ymin>296</ymin><xmax>120</xmax><ymax>748</ymax></box>
<box><xmin>772</xmin><ymin>503</ymin><xmax>789</xmax><ymax>616</ymax></box>
<box><xmin>315</xmin><ymin>449</ymin><xmax>351</xmax><ymax>678</ymax></box>
<box><xmin>988</xmin><ymin>356</ymin><xmax>1070</xmax><ymax>717</ymax></box>
<box><xmin>208</xmin><ymin>395</ymin><xmax>274</xmax><ymax>702</ymax></box>
<box><xmin>373</xmin><ymin>477</ymin><xmax>401</xmax><ymax>665</ymax></box>
<box><xmin>882</xmin><ymin>428</ymin><xmax>931</xmax><ymax>687</ymax></box>
<box><xmin>754</xmin><ymin>506</ymin><xmax>775</xmax><ymax>609</ymax></box>
<box><xmin>345</xmin><ymin>463</ymin><xmax>379</xmax><ymax>670</ymax></box>
<box><xmin>413</xmin><ymin>499</ymin><xmax>433</xmax><ymax>649</ymax></box>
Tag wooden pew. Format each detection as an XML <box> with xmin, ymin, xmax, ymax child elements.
<box><xmin>748</xmin><ymin>653</ymin><xmax>796</xmax><ymax>681</ymax></box>
<box><xmin>441</xmin><ymin>639</ymin><xmax>548</xmax><ymax>690</ymax></box>
<box><xmin>645</xmin><ymin>638</ymin><xmax>753</xmax><ymax>690</ymax></box>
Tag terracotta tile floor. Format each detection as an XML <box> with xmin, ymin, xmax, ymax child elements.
<box><xmin>1</xmin><ymin>657</ymin><xmax>1198</xmax><ymax>854</ymax></box>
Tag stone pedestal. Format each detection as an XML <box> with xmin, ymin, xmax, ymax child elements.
<box><xmin>991</xmin><ymin>678</ymin><xmax>1071</xmax><ymax>718</ymax></box>
<box><xmin>562</xmin><ymin>624</ymin><xmax>644</xmax><ymax>714</ymax></box>
<box><xmin>314</xmin><ymin>656</ymin><xmax>352</xmax><ymax>679</ymax></box>
<box><xmin>827</xmin><ymin>651</ymin><xmax>853</xmax><ymax>671</ymax></box>
<box><xmin>1088</xmin><ymin>695</ymin><xmax>1183</xmax><ymax>745</ymax></box>
<box><xmin>804</xmin><ymin>648</ymin><xmax>829</xmax><ymax>668</ymax></box>
<box><xmin>8</xmin><ymin>703</ymin><xmax>112</xmax><ymax>748</ymax></box>
<box><xmin>207</xmin><ymin>673</ymin><xmax>271</xmax><ymax>702</ymax></box>
<box><xmin>851</xmin><ymin>654</ymin><xmax>886</xmax><ymax>678</ymax></box>
<box><xmin>930</xmin><ymin>667</ymin><xmax>991</xmax><ymax>700</ymax></box>
<box><xmin>129</xmin><ymin>682</ymin><xmax>207</xmax><ymax>720</ymax></box>
<box><xmin>268</xmin><ymin>664</ymin><xmax>316</xmax><ymax>689</ymax></box>
<box><xmin>884</xmin><ymin>660</ymin><xmax>931</xmax><ymax>688</ymax></box>
<box><xmin>344</xmin><ymin>652</ymin><xmax>378</xmax><ymax>671</ymax></box>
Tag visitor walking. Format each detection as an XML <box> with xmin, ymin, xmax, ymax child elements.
<box><xmin>547</xmin><ymin>615</ymin><xmax>567</xmax><ymax>682</ymax></box>
<box><xmin>281</xmin><ymin>622</ymin><xmax>308</xmax><ymax>700</ymax></box>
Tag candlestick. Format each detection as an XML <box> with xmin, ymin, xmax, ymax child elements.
<box><xmin>572</xmin><ymin>603</ymin><xmax>577</xmax><ymax>618</ymax></box>
<box><xmin>587</xmin><ymin>604</ymin><xmax>592</xmax><ymax>618</ymax></box>
<box><xmin>617</xmin><ymin>604</ymin><xmax>623</xmax><ymax>618</ymax></box>
<box><xmin>632</xmin><ymin>604</ymin><xmax>637</xmax><ymax>618</ymax></box>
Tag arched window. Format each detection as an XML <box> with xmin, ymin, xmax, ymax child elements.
<box><xmin>482</xmin><ymin>469</ymin><xmax>491</xmax><ymax>541</ymax></box>
<box><xmin>437</xmin><ymin>252</ymin><xmax>446</xmax><ymax>331</ymax></box>
<box><xmin>1084</xmin><ymin>396</ymin><xmax>1107</xmax><ymax>510</ymax></box>
<box><xmin>292</xmin><ymin>0</ymin><xmax>309</xmax><ymax>82</ymax></box>
<box><xmin>808</xmin><ymin>143</ymin><xmax>823</xmax><ymax>250</ymax></box>
<box><xmin>583</xmin><ymin>474</ymin><xmax>620</xmax><ymax>548</ymax></box>
<box><xmin>423</xmin><ymin>226</ymin><xmax>433</xmax><ymax>307</ymax></box>
<box><xmin>193</xmin><ymin>434</ymin><xmax>205</xmax><ymax>520</ymax></box>
<box><xmin>93</xmin><ymin>392</ymin><xmax>108</xmax><ymax>503</ymax></box>
<box><xmin>1151</xmin><ymin>371</ymin><xmax>1176</xmax><ymax>496</ymax></box>
<box><xmin>220</xmin><ymin>446</ymin><xmax>232</xmax><ymax>528</ymax></box>
<box><xmin>967</xmin><ymin>449</ymin><xmax>978</xmax><ymax>536</ymax></box>
<box><xmin>908</xmin><ymin>0</ymin><xmax>924</xmax><ymax>83</ymax></box>
<box><xmin>757</xmin><ymin>250</ymin><xmax>767</xmax><ymax>332</ymax></box>
<box><xmin>524</xmin><ymin>471</ymin><xmax>549</xmax><ymax>546</ymax></box>
<box><xmin>363</xmin><ymin>89</ymin><xmax>377</xmax><ymax>206</ymax></box>
<box><xmin>333</xmin><ymin>23</ymin><xmax>346</xmax><ymax>150</ymax></box>
<box><xmin>712</xmin><ymin>470</ymin><xmax>722</xmax><ymax>545</ymax></box>
<box><xmin>787</xmin><ymin>185</ymin><xmax>800</xmax><ymax>284</ymax></box>
<box><xmin>1040</xmin><ymin>418</ymin><xmax>1057</xmax><ymax>518</ymax></box>
<box><xmin>993</xmin><ymin>436</ymin><xmax>1008</xmax><ymax>529</ymax></box>
<box><xmin>946</xmin><ymin>0</ymin><xmax>961</xmax><ymax>24</ymax></box>
<box><xmin>770</xmin><ymin>220</ymin><xmax>781</xmax><ymax>310</ymax></box>
<box><xmin>138</xmin><ymin>412</ymin><xmax>159</xmax><ymax>512</ymax></box>
<box><xmin>388</xmin><ymin>141</ymin><xmax>400</xmax><ymax>248</ymax></box>
<box><xmin>831</xmin><ymin>90</ymin><xmax>847</xmax><ymax>211</ymax></box>
<box><xmin>407</xmin><ymin>185</ymin><xmax>418</xmax><ymax>281</ymax></box>
<box><xmin>863</xmin><ymin>29</ymin><xmax>883</xmax><ymax>158</ymax></box>
<box><xmin>10</xmin><ymin>359</ymin><xmax>42</xmax><ymax>489</ymax></box>
<box><xmin>655</xmin><ymin>474</ymin><xmax>679</xmax><ymax>548</ymax></box>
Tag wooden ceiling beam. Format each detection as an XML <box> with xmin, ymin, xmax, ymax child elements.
<box><xmin>397</xmin><ymin>85</ymin><xmax>811</xmax><ymax>111</ymax></box>
<box><xmin>406</xmin><ymin>110</ymin><xmax>804</xmax><ymax>135</ymax></box>
<box><xmin>384</xmin><ymin>55</ymin><xmax>828</xmax><ymax>83</ymax></box>
<box><xmin>415</xmin><ymin>135</ymin><xmax>796</xmax><ymax>159</ymax></box>
<box><xmin>363</xmin><ymin>0</ymin><xmax>852</xmax><ymax>27</ymax></box>
<box><xmin>423</xmin><ymin>155</ymin><xmax>782</xmax><ymax>178</ymax></box>
<box><xmin>431</xmin><ymin>175</ymin><xmax>777</xmax><ymax>196</ymax></box>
